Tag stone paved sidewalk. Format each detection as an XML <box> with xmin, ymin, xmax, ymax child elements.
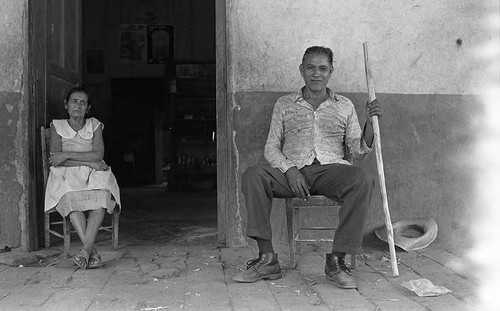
<box><xmin>0</xmin><ymin>236</ymin><xmax>477</xmax><ymax>311</ymax></box>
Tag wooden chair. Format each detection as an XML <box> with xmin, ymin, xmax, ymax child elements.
<box><xmin>41</xmin><ymin>126</ymin><xmax>120</xmax><ymax>257</ymax></box>
<box><xmin>285</xmin><ymin>146</ymin><xmax>356</xmax><ymax>269</ymax></box>
<box><xmin>285</xmin><ymin>196</ymin><xmax>356</xmax><ymax>269</ymax></box>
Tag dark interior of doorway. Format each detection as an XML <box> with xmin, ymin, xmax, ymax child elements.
<box><xmin>81</xmin><ymin>0</ymin><xmax>217</xmax><ymax>244</ymax></box>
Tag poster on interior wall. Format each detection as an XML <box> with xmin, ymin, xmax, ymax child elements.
<box><xmin>147</xmin><ymin>25</ymin><xmax>174</xmax><ymax>64</ymax></box>
<box><xmin>119</xmin><ymin>24</ymin><xmax>147</xmax><ymax>64</ymax></box>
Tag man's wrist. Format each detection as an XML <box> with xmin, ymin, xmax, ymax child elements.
<box><xmin>279</xmin><ymin>160</ymin><xmax>295</xmax><ymax>173</ymax></box>
<box><xmin>285</xmin><ymin>166</ymin><xmax>298</xmax><ymax>174</ymax></box>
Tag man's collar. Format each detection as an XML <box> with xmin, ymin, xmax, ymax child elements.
<box><xmin>293</xmin><ymin>87</ymin><xmax>339</xmax><ymax>102</ymax></box>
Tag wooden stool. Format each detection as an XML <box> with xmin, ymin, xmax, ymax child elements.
<box><xmin>285</xmin><ymin>195</ymin><xmax>356</xmax><ymax>268</ymax></box>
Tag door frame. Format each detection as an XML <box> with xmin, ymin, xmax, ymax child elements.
<box><xmin>215</xmin><ymin>0</ymin><xmax>230</xmax><ymax>246</ymax></box>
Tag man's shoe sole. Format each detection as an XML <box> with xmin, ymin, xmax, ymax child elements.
<box><xmin>233</xmin><ymin>272</ymin><xmax>282</xmax><ymax>283</ymax></box>
<box><xmin>325</xmin><ymin>275</ymin><xmax>357</xmax><ymax>289</ymax></box>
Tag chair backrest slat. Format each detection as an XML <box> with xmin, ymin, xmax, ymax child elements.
<box><xmin>41</xmin><ymin>126</ymin><xmax>51</xmax><ymax>189</ymax></box>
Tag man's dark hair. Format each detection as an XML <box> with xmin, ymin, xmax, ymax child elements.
<box><xmin>302</xmin><ymin>46</ymin><xmax>334</xmax><ymax>66</ymax></box>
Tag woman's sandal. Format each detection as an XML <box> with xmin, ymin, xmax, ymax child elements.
<box><xmin>87</xmin><ymin>251</ymin><xmax>104</xmax><ymax>269</ymax></box>
<box><xmin>73</xmin><ymin>249</ymin><xmax>90</xmax><ymax>269</ymax></box>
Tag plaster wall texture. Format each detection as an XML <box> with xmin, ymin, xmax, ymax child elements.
<box><xmin>0</xmin><ymin>0</ymin><xmax>28</xmax><ymax>248</ymax></box>
<box><xmin>227</xmin><ymin>0</ymin><xmax>497</xmax><ymax>95</ymax></box>
<box><xmin>223</xmin><ymin>0</ymin><xmax>497</xmax><ymax>249</ymax></box>
<box><xmin>0</xmin><ymin>0</ymin><xmax>25</xmax><ymax>92</ymax></box>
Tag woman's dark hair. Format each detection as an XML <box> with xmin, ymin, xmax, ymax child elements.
<box><xmin>65</xmin><ymin>87</ymin><xmax>90</xmax><ymax>103</ymax></box>
<box><xmin>302</xmin><ymin>46</ymin><xmax>334</xmax><ymax>66</ymax></box>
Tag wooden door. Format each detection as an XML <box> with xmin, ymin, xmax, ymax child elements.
<box><xmin>28</xmin><ymin>0</ymin><xmax>82</xmax><ymax>249</ymax></box>
<box><xmin>47</xmin><ymin>0</ymin><xmax>82</xmax><ymax>121</ymax></box>
<box><xmin>28</xmin><ymin>0</ymin><xmax>48</xmax><ymax>251</ymax></box>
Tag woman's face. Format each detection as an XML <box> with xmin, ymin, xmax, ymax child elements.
<box><xmin>65</xmin><ymin>91</ymin><xmax>90</xmax><ymax>118</ymax></box>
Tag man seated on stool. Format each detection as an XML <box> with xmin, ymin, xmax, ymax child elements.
<box><xmin>233</xmin><ymin>46</ymin><xmax>383</xmax><ymax>289</ymax></box>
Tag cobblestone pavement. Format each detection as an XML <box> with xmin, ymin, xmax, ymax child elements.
<box><xmin>0</xmin><ymin>239</ymin><xmax>477</xmax><ymax>310</ymax></box>
<box><xmin>0</xmin><ymin>188</ymin><xmax>479</xmax><ymax>310</ymax></box>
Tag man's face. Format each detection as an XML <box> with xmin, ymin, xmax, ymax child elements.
<box><xmin>299</xmin><ymin>53</ymin><xmax>333</xmax><ymax>92</ymax></box>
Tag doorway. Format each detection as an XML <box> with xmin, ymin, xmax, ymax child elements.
<box><xmin>28</xmin><ymin>0</ymin><xmax>227</xmax><ymax>250</ymax></box>
<box><xmin>80</xmin><ymin>0</ymin><xmax>218</xmax><ymax>245</ymax></box>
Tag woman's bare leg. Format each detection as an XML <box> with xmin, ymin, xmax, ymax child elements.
<box><xmin>81</xmin><ymin>208</ymin><xmax>105</xmax><ymax>254</ymax></box>
<box><xmin>68</xmin><ymin>211</ymin><xmax>87</xmax><ymax>244</ymax></box>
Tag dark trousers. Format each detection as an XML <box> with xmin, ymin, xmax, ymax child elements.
<box><xmin>241</xmin><ymin>162</ymin><xmax>374</xmax><ymax>254</ymax></box>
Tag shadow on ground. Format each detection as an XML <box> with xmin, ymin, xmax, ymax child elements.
<box><xmin>115</xmin><ymin>187</ymin><xmax>218</xmax><ymax>245</ymax></box>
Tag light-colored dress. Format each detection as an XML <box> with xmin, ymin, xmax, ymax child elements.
<box><xmin>44</xmin><ymin>117</ymin><xmax>121</xmax><ymax>217</ymax></box>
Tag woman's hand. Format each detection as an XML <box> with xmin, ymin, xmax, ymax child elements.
<box><xmin>89</xmin><ymin>161</ymin><xmax>109</xmax><ymax>171</ymax></box>
<box><xmin>49</xmin><ymin>152</ymin><xmax>68</xmax><ymax>167</ymax></box>
<box><xmin>365</xmin><ymin>99</ymin><xmax>383</xmax><ymax>123</ymax></box>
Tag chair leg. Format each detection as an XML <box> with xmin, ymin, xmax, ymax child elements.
<box><xmin>350</xmin><ymin>253</ymin><xmax>356</xmax><ymax>269</ymax></box>
<box><xmin>45</xmin><ymin>213</ymin><xmax>51</xmax><ymax>248</ymax></box>
<box><xmin>112</xmin><ymin>211</ymin><xmax>119</xmax><ymax>249</ymax></box>
<box><xmin>63</xmin><ymin>217</ymin><xmax>71</xmax><ymax>258</ymax></box>
<box><xmin>285</xmin><ymin>200</ymin><xmax>295</xmax><ymax>268</ymax></box>
<box><xmin>294</xmin><ymin>207</ymin><xmax>302</xmax><ymax>255</ymax></box>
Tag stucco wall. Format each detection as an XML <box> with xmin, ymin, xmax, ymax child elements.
<box><xmin>227</xmin><ymin>0</ymin><xmax>495</xmax><ymax>95</ymax></box>
<box><xmin>0</xmin><ymin>0</ymin><xmax>28</xmax><ymax>248</ymax></box>
<box><xmin>224</xmin><ymin>0</ymin><xmax>497</xmax><ymax>251</ymax></box>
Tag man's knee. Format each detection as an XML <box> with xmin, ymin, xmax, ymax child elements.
<box><xmin>242</xmin><ymin>166</ymin><xmax>267</xmax><ymax>189</ymax></box>
<box><xmin>350</xmin><ymin>166</ymin><xmax>374</xmax><ymax>189</ymax></box>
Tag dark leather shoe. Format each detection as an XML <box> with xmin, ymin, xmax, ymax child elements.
<box><xmin>233</xmin><ymin>253</ymin><xmax>282</xmax><ymax>283</ymax></box>
<box><xmin>325</xmin><ymin>253</ymin><xmax>356</xmax><ymax>289</ymax></box>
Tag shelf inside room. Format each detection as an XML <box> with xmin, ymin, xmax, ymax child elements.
<box><xmin>166</xmin><ymin>64</ymin><xmax>216</xmax><ymax>191</ymax></box>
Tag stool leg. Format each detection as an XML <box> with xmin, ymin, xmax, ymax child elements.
<box><xmin>285</xmin><ymin>200</ymin><xmax>295</xmax><ymax>268</ymax></box>
<box><xmin>294</xmin><ymin>207</ymin><xmax>302</xmax><ymax>255</ymax></box>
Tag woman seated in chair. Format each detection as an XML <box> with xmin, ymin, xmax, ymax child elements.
<box><xmin>44</xmin><ymin>87</ymin><xmax>121</xmax><ymax>269</ymax></box>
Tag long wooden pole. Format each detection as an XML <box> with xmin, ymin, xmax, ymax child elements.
<box><xmin>363</xmin><ymin>42</ymin><xmax>399</xmax><ymax>277</ymax></box>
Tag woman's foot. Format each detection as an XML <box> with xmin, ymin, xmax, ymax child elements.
<box><xmin>73</xmin><ymin>249</ymin><xmax>90</xmax><ymax>269</ymax></box>
<box><xmin>88</xmin><ymin>249</ymin><xmax>104</xmax><ymax>269</ymax></box>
